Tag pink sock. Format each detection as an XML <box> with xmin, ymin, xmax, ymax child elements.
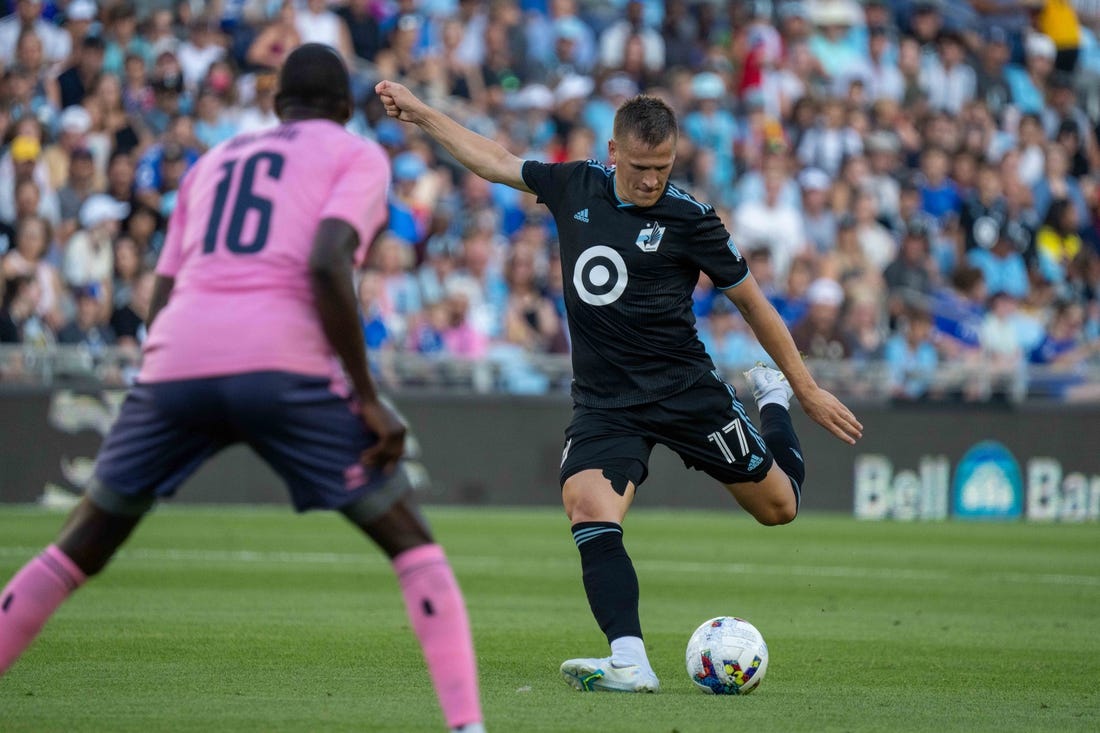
<box><xmin>393</xmin><ymin>544</ymin><xmax>482</xmax><ymax>730</ymax></box>
<box><xmin>1</xmin><ymin>545</ymin><xmax>86</xmax><ymax>675</ymax></box>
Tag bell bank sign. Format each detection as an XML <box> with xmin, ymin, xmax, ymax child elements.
<box><xmin>853</xmin><ymin>440</ymin><xmax>1100</xmax><ymax>522</ymax></box>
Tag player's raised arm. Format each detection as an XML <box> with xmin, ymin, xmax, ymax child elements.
<box><xmin>723</xmin><ymin>276</ymin><xmax>863</xmax><ymax>445</ymax></box>
<box><xmin>375</xmin><ymin>80</ymin><xmax>532</xmax><ymax>194</ymax></box>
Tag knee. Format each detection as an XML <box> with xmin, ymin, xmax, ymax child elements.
<box><xmin>753</xmin><ymin>499</ymin><xmax>798</xmax><ymax>526</ymax></box>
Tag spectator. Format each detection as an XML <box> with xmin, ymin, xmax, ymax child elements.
<box><xmin>798</xmin><ymin>167</ymin><xmax>836</xmax><ymax>255</ymax></box>
<box><xmin>884</xmin><ymin>306</ymin><xmax>939</xmax><ymax>400</ymax></box>
<box><xmin>822</xmin><ymin>214</ymin><xmax>882</xmax><ymax>296</ymax></box>
<box><xmin>960</xmin><ymin>160</ymin><xmax>1011</xmax><ymax>252</ymax></box>
<box><xmin>0</xmin><ymin>133</ymin><xmax>60</xmax><ymax>227</ymax></box>
<box><xmin>53</xmin><ymin>34</ymin><xmax>106</xmax><ymax>110</ymax></box>
<box><xmin>1028</xmin><ymin>299</ymin><xmax>1097</xmax><ymax>396</ymax></box>
<box><xmin>193</xmin><ymin>87</ymin><xmax>237</xmax><ymax>150</ymax></box>
<box><xmin>102</xmin><ymin>2</ymin><xmax>153</xmax><ymax>77</ymax></box>
<box><xmin>979</xmin><ymin>290</ymin><xmax>1028</xmax><ymax>399</ymax></box>
<box><xmin>884</xmin><ymin>220</ymin><xmax>937</xmax><ymax>323</ymax></box>
<box><xmin>501</xmin><ymin>245</ymin><xmax>564</xmax><ymax>354</ymax></box>
<box><xmin>1035</xmin><ymin>198</ymin><xmax>1084</xmax><ymax>283</ymax></box>
<box><xmin>177</xmin><ymin>19</ymin><xmax>228</xmax><ymax>91</ymax></box>
<box><xmin>975</xmin><ymin>26</ymin><xmax>1014</xmax><ymax>121</ymax></box>
<box><xmin>920</xmin><ymin>30</ymin><xmax>976</xmax><ymax>115</ymax></box>
<box><xmin>86</xmin><ymin>72</ymin><xmax>147</xmax><ymax>159</ymax></box>
<box><xmin>841</xmin><ymin>288</ymin><xmax>888</xmax><ymax>363</ymax></box>
<box><xmin>295</xmin><ymin>0</ymin><xmax>355</xmax><ymax>65</ymax></box>
<box><xmin>853</xmin><ymin>185</ymin><xmax>896</xmax><ymax>271</ymax></box>
<box><xmin>236</xmin><ymin>71</ymin><xmax>280</xmax><ymax>134</ymax></box>
<box><xmin>337</xmin><ymin>0</ymin><xmax>383</xmax><ymax>64</ymax></box>
<box><xmin>57</xmin><ymin>285</ymin><xmax>116</xmax><ymax>351</ymax></box>
<box><xmin>42</xmin><ymin>106</ymin><xmax>93</xmax><ymax>192</ymax></box>
<box><xmin>111</xmin><ymin>266</ymin><xmax>154</xmax><ymax>349</ymax></box>
<box><xmin>682</xmin><ymin>72</ymin><xmax>737</xmax><ymax>192</ymax></box>
<box><xmin>792</xmin><ymin>277</ymin><xmax>851</xmax><ymax>360</ymax></box>
<box><xmin>0</xmin><ymin>0</ymin><xmax>71</xmax><ymax>68</ymax></box>
<box><xmin>598</xmin><ymin>0</ymin><xmax>664</xmax><ymax>74</ymax></box>
<box><xmin>1032</xmin><ymin>142</ymin><xmax>1090</xmax><ymax>226</ymax></box>
<box><xmin>64</xmin><ymin>193</ymin><xmax>128</xmax><ymax>291</ymax></box>
<box><xmin>246</xmin><ymin>0</ymin><xmax>301</xmax><ymax>71</ymax></box>
<box><xmin>916</xmin><ymin>146</ymin><xmax>961</xmax><ymax>225</ymax></box>
<box><xmin>734</xmin><ymin>163</ymin><xmax>807</xmax><ymax>282</ymax></box>
<box><xmin>110</xmin><ymin>236</ymin><xmax>143</xmax><ymax>310</ymax></box>
<box><xmin>369</xmin><ymin>232</ymin><xmax>422</xmax><ymax>346</ymax></box>
<box><xmin>1</xmin><ymin>215</ymin><xmax>65</xmax><ymax>331</ymax></box>
<box><xmin>0</xmin><ymin>274</ymin><xmax>43</xmax><ymax>344</ymax></box>
<box><xmin>698</xmin><ymin>294</ymin><xmax>769</xmax><ymax>369</ymax></box>
<box><xmin>55</xmin><ymin>147</ymin><xmax>97</xmax><ymax>244</ymax></box>
<box><xmin>967</xmin><ymin>225</ymin><xmax>1031</xmax><ymax>299</ymax></box>
<box><xmin>796</xmin><ymin>97</ymin><xmax>862</xmax><ymax>176</ymax></box>
<box><xmin>1006</xmin><ymin>32</ymin><xmax>1057</xmax><ymax>114</ymax></box>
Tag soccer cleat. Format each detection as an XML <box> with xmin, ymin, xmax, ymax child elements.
<box><xmin>742</xmin><ymin>362</ymin><xmax>793</xmax><ymax>410</ymax></box>
<box><xmin>560</xmin><ymin>656</ymin><xmax>660</xmax><ymax>693</ymax></box>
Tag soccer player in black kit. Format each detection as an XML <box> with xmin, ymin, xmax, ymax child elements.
<box><xmin>377</xmin><ymin>80</ymin><xmax>863</xmax><ymax>693</ymax></box>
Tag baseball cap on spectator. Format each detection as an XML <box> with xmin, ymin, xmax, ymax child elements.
<box><xmin>10</xmin><ymin>135</ymin><xmax>41</xmax><ymax>163</ymax></box>
<box><xmin>691</xmin><ymin>72</ymin><xmax>725</xmax><ymax>100</ymax></box>
<box><xmin>778</xmin><ymin>1</ymin><xmax>809</xmax><ymax>21</ymax></box>
<box><xmin>904</xmin><ymin>217</ymin><xmax>932</xmax><ymax>241</ymax></box>
<box><xmin>798</xmin><ymin>167</ymin><xmax>831</xmax><ymax>191</ymax></box>
<box><xmin>511</xmin><ymin>83</ymin><xmax>554</xmax><ymax>111</ymax></box>
<box><xmin>984</xmin><ymin>25</ymin><xmax>1009</xmax><ymax>46</ymax></box>
<box><xmin>392</xmin><ymin>152</ymin><xmax>426</xmax><ymax>182</ymax></box>
<box><xmin>1025</xmin><ymin>33</ymin><xmax>1056</xmax><ymax>60</ymax></box>
<box><xmin>80</xmin><ymin>194</ymin><xmax>130</xmax><ymax>228</ymax></box>
<box><xmin>67</xmin><ymin>0</ymin><xmax>97</xmax><ymax>21</ymax></box>
<box><xmin>255</xmin><ymin>72</ymin><xmax>277</xmax><ymax>94</ymax></box>
<box><xmin>807</xmin><ymin>278</ymin><xmax>845</xmax><ymax>307</ymax></box>
<box><xmin>374</xmin><ymin>119</ymin><xmax>405</xmax><ymax>147</ymax></box>
<box><xmin>913</xmin><ymin>0</ymin><xmax>942</xmax><ymax>13</ymax></box>
<box><xmin>866</xmin><ymin>130</ymin><xmax>900</xmax><ymax>154</ymax></box>
<box><xmin>59</xmin><ymin>105</ymin><xmax>92</xmax><ymax>135</ymax></box>
<box><xmin>162</xmin><ymin>142</ymin><xmax>186</xmax><ymax>163</ymax></box>
<box><xmin>71</xmin><ymin>147</ymin><xmax>93</xmax><ymax>161</ymax></box>
<box><xmin>601</xmin><ymin>74</ymin><xmax>638</xmax><ymax>100</ymax></box>
<box><xmin>811</xmin><ymin>0</ymin><xmax>858</xmax><ymax>27</ymax></box>
<box><xmin>553</xmin><ymin>16</ymin><xmax>588</xmax><ymax>43</ymax></box>
<box><xmin>1048</xmin><ymin>72</ymin><xmax>1074</xmax><ymax>90</ymax></box>
<box><xmin>554</xmin><ymin>74</ymin><xmax>594</xmax><ymax>105</ymax></box>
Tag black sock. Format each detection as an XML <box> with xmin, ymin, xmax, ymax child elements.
<box><xmin>761</xmin><ymin>404</ymin><xmax>805</xmax><ymax>510</ymax></box>
<box><xmin>571</xmin><ymin>522</ymin><xmax>642</xmax><ymax>643</ymax></box>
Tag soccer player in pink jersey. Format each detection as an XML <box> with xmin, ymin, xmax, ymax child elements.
<box><xmin>0</xmin><ymin>45</ymin><xmax>485</xmax><ymax>733</ymax></box>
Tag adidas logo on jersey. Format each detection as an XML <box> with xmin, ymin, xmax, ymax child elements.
<box><xmin>747</xmin><ymin>454</ymin><xmax>763</xmax><ymax>471</ymax></box>
<box><xmin>574</xmin><ymin>209</ymin><xmax>590</xmax><ymax>223</ymax></box>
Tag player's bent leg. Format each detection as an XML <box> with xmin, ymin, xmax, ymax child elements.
<box><xmin>1</xmin><ymin>490</ymin><xmax>148</xmax><ymax>676</ymax></box>
<box><xmin>343</xmin><ymin>495</ymin><xmax>484</xmax><ymax>732</ymax></box>
<box><xmin>723</xmin><ymin>463</ymin><xmax>799</xmax><ymax>526</ymax></box>
<box><xmin>560</xmin><ymin>469</ymin><xmax>658</xmax><ymax>692</ymax></box>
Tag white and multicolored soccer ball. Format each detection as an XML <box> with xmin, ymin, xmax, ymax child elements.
<box><xmin>685</xmin><ymin>616</ymin><xmax>769</xmax><ymax>695</ymax></box>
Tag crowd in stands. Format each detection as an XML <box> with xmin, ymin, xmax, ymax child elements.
<box><xmin>1</xmin><ymin>0</ymin><xmax>1099</xmax><ymax>400</ymax></box>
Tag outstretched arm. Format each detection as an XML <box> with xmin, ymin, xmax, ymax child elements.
<box><xmin>724</xmin><ymin>276</ymin><xmax>863</xmax><ymax>445</ymax></box>
<box><xmin>375</xmin><ymin>80</ymin><xmax>532</xmax><ymax>193</ymax></box>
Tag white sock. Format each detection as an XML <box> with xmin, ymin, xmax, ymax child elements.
<box><xmin>610</xmin><ymin>635</ymin><xmax>650</xmax><ymax>669</ymax></box>
<box><xmin>757</xmin><ymin>389</ymin><xmax>790</xmax><ymax>411</ymax></box>
<box><xmin>450</xmin><ymin>724</ymin><xmax>486</xmax><ymax>733</ymax></box>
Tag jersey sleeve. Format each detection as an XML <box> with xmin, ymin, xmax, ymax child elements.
<box><xmin>521</xmin><ymin>160</ymin><xmax>583</xmax><ymax>214</ymax></box>
<box><xmin>686</xmin><ymin>210</ymin><xmax>750</xmax><ymax>291</ymax></box>
<box><xmin>318</xmin><ymin>140</ymin><xmax>391</xmax><ymax>265</ymax></box>
<box><xmin>155</xmin><ymin>166</ymin><xmax>193</xmax><ymax>278</ymax></box>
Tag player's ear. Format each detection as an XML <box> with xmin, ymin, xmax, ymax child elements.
<box><xmin>607</xmin><ymin>138</ymin><xmax>616</xmax><ymax>164</ymax></box>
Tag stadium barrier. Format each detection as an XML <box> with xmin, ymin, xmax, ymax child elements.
<box><xmin>1</xmin><ymin>380</ymin><xmax>1097</xmax><ymax>522</ymax></box>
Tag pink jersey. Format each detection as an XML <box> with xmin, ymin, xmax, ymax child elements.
<box><xmin>140</xmin><ymin>119</ymin><xmax>390</xmax><ymax>383</ymax></box>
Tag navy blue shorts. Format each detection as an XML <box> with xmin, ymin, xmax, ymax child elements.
<box><xmin>559</xmin><ymin>370</ymin><xmax>774</xmax><ymax>489</ymax></box>
<box><xmin>94</xmin><ymin>371</ymin><xmax>403</xmax><ymax>513</ymax></box>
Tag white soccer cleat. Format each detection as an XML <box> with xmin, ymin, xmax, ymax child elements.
<box><xmin>742</xmin><ymin>362</ymin><xmax>793</xmax><ymax>410</ymax></box>
<box><xmin>560</xmin><ymin>656</ymin><xmax>660</xmax><ymax>693</ymax></box>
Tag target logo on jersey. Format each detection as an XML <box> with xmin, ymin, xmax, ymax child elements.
<box><xmin>573</xmin><ymin>245</ymin><xmax>628</xmax><ymax>306</ymax></box>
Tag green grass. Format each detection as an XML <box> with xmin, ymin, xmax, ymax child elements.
<box><xmin>1</xmin><ymin>506</ymin><xmax>1098</xmax><ymax>732</ymax></box>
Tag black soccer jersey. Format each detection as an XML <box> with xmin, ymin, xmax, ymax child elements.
<box><xmin>522</xmin><ymin>159</ymin><xmax>751</xmax><ymax>408</ymax></box>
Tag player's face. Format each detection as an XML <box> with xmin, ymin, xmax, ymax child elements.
<box><xmin>608</xmin><ymin>133</ymin><xmax>676</xmax><ymax>208</ymax></box>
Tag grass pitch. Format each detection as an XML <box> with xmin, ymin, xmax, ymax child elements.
<box><xmin>0</xmin><ymin>505</ymin><xmax>1097</xmax><ymax>732</ymax></box>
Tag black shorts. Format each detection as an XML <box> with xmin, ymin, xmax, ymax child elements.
<box><xmin>558</xmin><ymin>370</ymin><xmax>774</xmax><ymax>489</ymax></box>
<box><xmin>93</xmin><ymin>371</ymin><xmax>410</xmax><ymax>516</ymax></box>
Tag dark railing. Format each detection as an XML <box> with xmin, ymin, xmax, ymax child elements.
<box><xmin>0</xmin><ymin>345</ymin><xmax>1098</xmax><ymax>403</ymax></box>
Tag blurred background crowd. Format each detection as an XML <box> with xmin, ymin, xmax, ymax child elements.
<box><xmin>1</xmin><ymin>0</ymin><xmax>1099</xmax><ymax>401</ymax></box>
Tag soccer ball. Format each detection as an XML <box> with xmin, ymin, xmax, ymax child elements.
<box><xmin>685</xmin><ymin>616</ymin><xmax>769</xmax><ymax>695</ymax></box>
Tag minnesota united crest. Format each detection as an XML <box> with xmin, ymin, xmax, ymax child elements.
<box><xmin>635</xmin><ymin>222</ymin><xmax>665</xmax><ymax>252</ymax></box>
